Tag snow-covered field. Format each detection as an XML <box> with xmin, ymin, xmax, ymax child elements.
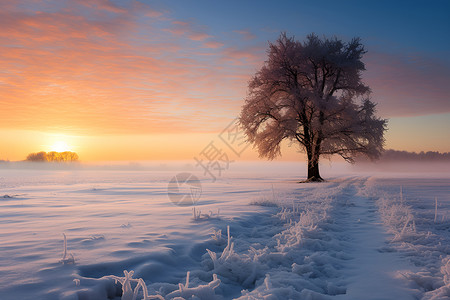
<box><xmin>0</xmin><ymin>164</ymin><xmax>449</xmax><ymax>300</ymax></box>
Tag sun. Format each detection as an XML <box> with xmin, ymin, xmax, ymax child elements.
<box><xmin>50</xmin><ymin>141</ymin><xmax>72</xmax><ymax>152</ymax></box>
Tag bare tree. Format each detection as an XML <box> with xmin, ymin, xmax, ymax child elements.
<box><xmin>61</xmin><ymin>151</ymin><xmax>79</xmax><ymax>162</ymax></box>
<box><xmin>47</xmin><ymin>151</ymin><xmax>58</xmax><ymax>162</ymax></box>
<box><xmin>26</xmin><ymin>151</ymin><xmax>48</xmax><ymax>162</ymax></box>
<box><xmin>26</xmin><ymin>151</ymin><xmax>79</xmax><ymax>162</ymax></box>
<box><xmin>239</xmin><ymin>33</ymin><xmax>387</xmax><ymax>181</ymax></box>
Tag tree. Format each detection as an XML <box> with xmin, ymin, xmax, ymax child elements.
<box><xmin>47</xmin><ymin>151</ymin><xmax>58</xmax><ymax>162</ymax></box>
<box><xmin>60</xmin><ymin>151</ymin><xmax>79</xmax><ymax>162</ymax></box>
<box><xmin>26</xmin><ymin>151</ymin><xmax>79</xmax><ymax>162</ymax></box>
<box><xmin>26</xmin><ymin>151</ymin><xmax>48</xmax><ymax>162</ymax></box>
<box><xmin>239</xmin><ymin>33</ymin><xmax>387</xmax><ymax>181</ymax></box>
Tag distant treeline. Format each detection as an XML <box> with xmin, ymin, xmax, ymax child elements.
<box><xmin>26</xmin><ymin>151</ymin><xmax>79</xmax><ymax>162</ymax></box>
<box><xmin>358</xmin><ymin>149</ymin><xmax>450</xmax><ymax>163</ymax></box>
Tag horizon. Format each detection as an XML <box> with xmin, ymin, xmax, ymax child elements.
<box><xmin>3</xmin><ymin>148</ymin><xmax>450</xmax><ymax>164</ymax></box>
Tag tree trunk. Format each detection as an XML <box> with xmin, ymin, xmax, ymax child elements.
<box><xmin>306</xmin><ymin>158</ymin><xmax>323</xmax><ymax>182</ymax></box>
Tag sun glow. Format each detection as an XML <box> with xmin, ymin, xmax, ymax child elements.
<box><xmin>50</xmin><ymin>141</ymin><xmax>72</xmax><ymax>152</ymax></box>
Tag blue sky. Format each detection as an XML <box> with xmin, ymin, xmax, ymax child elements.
<box><xmin>153</xmin><ymin>0</ymin><xmax>450</xmax><ymax>55</ymax></box>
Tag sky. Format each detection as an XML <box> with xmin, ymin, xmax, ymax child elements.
<box><xmin>0</xmin><ymin>0</ymin><xmax>449</xmax><ymax>161</ymax></box>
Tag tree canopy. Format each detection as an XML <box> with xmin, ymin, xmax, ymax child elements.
<box><xmin>26</xmin><ymin>151</ymin><xmax>79</xmax><ymax>162</ymax></box>
<box><xmin>239</xmin><ymin>33</ymin><xmax>387</xmax><ymax>181</ymax></box>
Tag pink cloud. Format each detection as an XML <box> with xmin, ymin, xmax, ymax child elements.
<box><xmin>165</xmin><ymin>20</ymin><xmax>213</xmax><ymax>42</ymax></box>
<box><xmin>219</xmin><ymin>45</ymin><xmax>266</xmax><ymax>66</ymax></box>
<box><xmin>234</xmin><ymin>29</ymin><xmax>257</xmax><ymax>40</ymax></box>
<box><xmin>172</xmin><ymin>20</ymin><xmax>189</xmax><ymax>26</ymax></box>
<box><xmin>189</xmin><ymin>32</ymin><xmax>212</xmax><ymax>41</ymax></box>
<box><xmin>203</xmin><ymin>41</ymin><xmax>224</xmax><ymax>49</ymax></box>
<box><xmin>76</xmin><ymin>0</ymin><xmax>128</xmax><ymax>14</ymax></box>
<box><xmin>0</xmin><ymin>1</ymin><xmax>262</xmax><ymax>135</ymax></box>
<box><xmin>364</xmin><ymin>51</ymin><xmax>450</xmax><ymax>117</ymax></box>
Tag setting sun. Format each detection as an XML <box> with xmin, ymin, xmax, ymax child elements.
<box><xmin>50</xmin><ymin>141</ymin><xmax>72</xmax><ymax>152</ymax></box>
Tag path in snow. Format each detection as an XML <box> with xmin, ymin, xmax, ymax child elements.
<box><xmin>209</xmin><ymin>177</ymin><xmax>420</xmax><ymax>299</ymax></box>
<box><xmin>337</xmin><ymin>178</ymin><xmax>416</xmax><ymax>299</ymax></box>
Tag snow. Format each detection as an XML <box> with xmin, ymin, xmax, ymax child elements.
<box><xmin>0</xmin><ymin>164</ymin><xmax>449</xmax><ymax>299</ymax></box>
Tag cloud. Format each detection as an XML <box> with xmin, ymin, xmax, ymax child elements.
<box><xmin>189</xmin><ymin>32</ymin><xmax>212</xmax><ymax>41</ymax></box>
<box><xmin>203</xmin><ymin>41</ymin><xmax>224</xmax><ymax>49</ymax></box>
<box><xmin>364</xmin><ymin>51</ymin><xmax>450</xmax><ymax>117</ymax></box>
<box><xmin>0</xmin><ymin>1</ymin><xmax>262</xmax><ymax>135</ymax></box>
<box><xmin>234</xmin><ymin>29</ymin><xmax>256</xmax><ymax>40</ymax></box>
<box><xmin>165</xmin><ymin>20</ymin><xmax>212</xmax><ymax>41</ymax></box>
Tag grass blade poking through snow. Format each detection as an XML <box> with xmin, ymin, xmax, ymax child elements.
<box><xmin>434</xmin><ymin>197</ymin><xmax>438</xmax><ymax>224</ymax></box>
<box><xmin>106</xmin><ymin>270</ymin><xmax>221</xmax><ymax>299</ymax></box>
<box><xmin>59</xmin><ymin>233</ymin><xmax>75</xmax><ymax>264</ymax></box>
<box><xmin>166</xmin><ymin>271</ymin><xmax>221</xmax><ymax>299</ymax></box>
<box><xmin>107</xmin><ymin>270</ymin><xmax>159</xmax><ymax>300</ymax></box>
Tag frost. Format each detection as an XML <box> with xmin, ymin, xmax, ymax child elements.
<box><xmin>239</xmin><ymin>33</ymin><xmax>386</xmax><ymax>181</ymax></box>
<box><xmin>206</xmin><ymin>225</ymin><xmax>263</xmax><ymax>287</ymax></box>
<box><xmin>275</xmin><ymin>209</ymin><xmax>321</xmax><ymax>252</ymax></box>
<box><xmin>107</xmin><ymin>270</ymin><xmax>153</xmax><ymax>300</ymax></box>
<box><xmin>206</xmin><ymin>225</ymin><xmax>234</xmax><ymax>268</ymax></box>
<box><xmin>210</xmin><ymin>228</ymin><xmax>222</xmax><ymax>243</ymax></box>
<box><xmin>59</xmin><ymin>233</ymin><xmax>75</xmax><ymax>264</ymax></box>
<box><xmin>5</xmin><ymin>171</ymin><xmax>450</xmax><ymax>300</ymax></box>
<box><xmin>442</xmin><ymin>257</ymin><xmax>450</xmax><ymax>286</ymax></box>
<box><xmin>376</xmin><ymin>194</ymin><xmax>418</xmax><ymax>243</ymax></box>
<box><xmin>192</xmin><ymin>207</ymin><xmax>220</xmax><ymax>221</ymax></box>
<box><xmin>166</xmin><ymin>272</ymin><xmax>221</xmax><ymax>299</ymax></box>
<box><xmin>105</xmin><ymin>270</ymin><xmax>220</xmax><ymax>300</ymax></box>
<box><xmin>369</xmin><ymin>182</ymin><xmax>450</xmax><ymax>299</ymax></box>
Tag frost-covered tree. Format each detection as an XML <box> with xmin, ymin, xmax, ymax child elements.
<box><xmin>239</xmin><ymin>33</ymin><xmax>387</xmax><ymax>181</ymax></box>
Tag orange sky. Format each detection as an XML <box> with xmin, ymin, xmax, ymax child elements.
<box><xmin>1</xmin><ymin>1</ymin><xmax>449</xmax><ymax>162</ymax></box>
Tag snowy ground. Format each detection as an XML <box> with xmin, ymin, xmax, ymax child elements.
<box><xmin>0</xmin><ymin>164</ymin><xmax>449</xmax><ymax>299</ymax></box>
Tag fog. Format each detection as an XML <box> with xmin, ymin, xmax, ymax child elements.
<box><xmin>1</xmin><ymin>159</ymin><xmax>449</xmax><ymax>180</ymax></box>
